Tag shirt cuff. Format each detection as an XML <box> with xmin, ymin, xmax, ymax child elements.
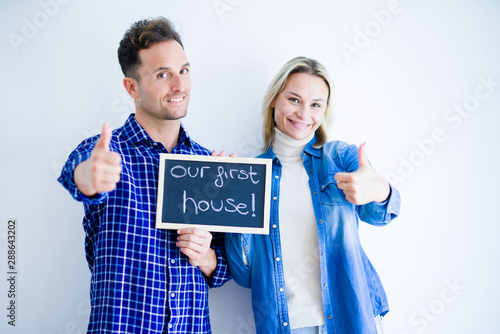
<box><xmin>206</xmin><ymin>246</ymin><xmax>231</xmax><ymax>288</ymax></box>
<box><xmin>363</xmin><ymin>184</ymin><xmax>401</xmax><ymax>224</ymax></box>
<box><xmin>57</xmin><ymin>150</ymin><xmax>109</xmax><ymax>205</ymax></box>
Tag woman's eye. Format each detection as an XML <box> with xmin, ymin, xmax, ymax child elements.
<box><xmin>289</xmin><ymin>98</ymin><xmax>299</xmax><ymax>103</ymax></box>
<box><xmin>312</xmin><ymin>103</ymin><xmax>321</xmax><ymax>108</ymax></box>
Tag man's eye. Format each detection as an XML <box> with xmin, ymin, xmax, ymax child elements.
<box><xmin>180</xmin><ymin>68</ymin><xmax>189</xmax><ymax>75</ymax></box>
<box><xmin>158</xmin><ymin>73</ymin><xmax>169</xmax><ymax>79</ymax></box>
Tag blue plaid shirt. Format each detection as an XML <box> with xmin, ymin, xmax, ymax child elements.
<box><xmin>58</xmin><ymin>114</ymin><xmax>231</xmax><ymax>334</ymax></box>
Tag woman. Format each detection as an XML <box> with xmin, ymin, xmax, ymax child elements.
<box><xmin>225</xmin><ymin>57</ymin><xmax>401</xmax><ymax>334</ymax></box>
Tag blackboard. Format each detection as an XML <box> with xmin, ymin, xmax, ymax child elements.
<box><xmin>156</xmin><ymin>154</ymin><xmax>272</xmax><ymax>234</ymax></box>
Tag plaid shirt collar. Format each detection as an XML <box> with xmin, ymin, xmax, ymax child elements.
<box><xmin>120</xmin><ymin>113</ymin><xmax>193</xmax><ymax>148</ymax></box>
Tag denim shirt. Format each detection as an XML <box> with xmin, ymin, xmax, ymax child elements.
<box><xmin>225</xmin><ymin>138</ymin><xmax>401</xmax><ymax>334</ymax></box>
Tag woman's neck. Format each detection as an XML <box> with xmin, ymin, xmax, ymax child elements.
<box><xmin>273</xmin><ymin>128</ymin><xmax>314</xmax><ymax>159</ymax></box>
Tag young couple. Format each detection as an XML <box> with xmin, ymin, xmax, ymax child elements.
<box><xmin>59</xmin><ymin>16</ymin><xmax>400</xmax><ymax>334</ymax></box>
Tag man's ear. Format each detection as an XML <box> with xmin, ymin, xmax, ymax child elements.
<box><xmin>123</xmin><ymin>77</ymin><xmax>139</xmax><ymax>99</ymax></box>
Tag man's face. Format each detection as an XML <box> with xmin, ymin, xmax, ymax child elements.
<box><xmin>134</xmin><ymin>40</ymin><xmax>191</xmax><ymax>121</ymax></box>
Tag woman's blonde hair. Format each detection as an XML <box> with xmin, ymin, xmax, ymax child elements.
<box><xmin>262</xmin><ymin>56</ymin><xmax>333</xmax><ymax>152</ymax></box>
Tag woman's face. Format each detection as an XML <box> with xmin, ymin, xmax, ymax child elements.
<box><xmin>272</xmin><ymin>73</ymin><xmax>329</xmax><ymax>141</ymax></box>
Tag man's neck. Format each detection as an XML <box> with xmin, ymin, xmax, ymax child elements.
<box><xmin>134</xmin><ymin>111</ymin><xmax>181</xmax><ymax>153</ymax></box>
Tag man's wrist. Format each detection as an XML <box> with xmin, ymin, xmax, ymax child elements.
<box><xmin>74</xmin><ymin>161</ymin><xmax>97</xmax><ymax>197</ymax></box>
<box><xmin>197</xmin><ymin>248</ymin><xmax>217</xmax><ymax>278</ymax></box>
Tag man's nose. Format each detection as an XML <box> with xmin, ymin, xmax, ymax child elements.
<box><xmin>169</xmin><ymin>74</ymin><xmax>183</xmax><ymax>92</ymax></box>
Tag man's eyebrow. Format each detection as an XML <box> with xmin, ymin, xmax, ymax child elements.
<box><xmin>156</xmin><ymin>63</ymin><xmax>190</xmax><ymax>72</ymax></box>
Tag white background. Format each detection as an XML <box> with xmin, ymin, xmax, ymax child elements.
<box><xmin>1</xmin><ymin>1</ymin><xmax>500</xmax><ymax>333</ymax></box>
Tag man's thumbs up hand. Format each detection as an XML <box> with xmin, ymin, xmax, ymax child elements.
<box><xmin>334</xmin><ymin>143</ymin><xmax>390</xmax><ymax>205</ymax></box>
<box><xmin>74</xmin><ymin>124</ymin><xmax>122</xmax><ymax>197</ymax></box>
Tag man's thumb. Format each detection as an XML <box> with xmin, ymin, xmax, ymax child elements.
<box><xmin>95</xmin><ymin>124</ymin><xmax>111</xmax><ymax>151</ymax></box>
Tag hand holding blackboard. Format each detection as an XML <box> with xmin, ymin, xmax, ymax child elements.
<box><xmin>156</xmin><ymin>154</ymin><xmax>272</xmax><ymax>234</ymax></box>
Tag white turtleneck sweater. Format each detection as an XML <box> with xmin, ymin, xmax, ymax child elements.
<box><xmin>273</xmin><ymin>128</ymin><xmax>325</xmax><ymax>329</ymax></box>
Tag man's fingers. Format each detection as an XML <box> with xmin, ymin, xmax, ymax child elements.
<box><xmin>93</xmin><ymin>166</ymin><xmax>121</xmax><ymax>182</ymax></box>
<box><xmin>177</xmin><ymin>240</ymin><xmax>205</xmax><ymax>255</ymax></box>
<box><xmin>177</xmin><ymin>228</ymin><xmax>212</xmax><ymax>252</ymax></box>
<box><xmin>210</xmin><ymin>151</ymin><xmax>236</xmax><ymax>158</ymax></box>
<box><xmin>90</xmin><ymin>152</ymin><xmax>122</xmax><ymax>193</ymax></box>
<box><xmin>93</xmin><ymin>181</ymin><xmax>119</xmax><ymax>193</ymax></box>
<box><xmin>178</xmin><ymin>247</ymin><xmax>198</xmax><ymax>261</ymax></box>
<box><xmin>92</xmin><ymin>168</ymin><xmax>121</xmax><ymax>192</ymax></box>
<box><xmin>178</xmin><ymin>228</ymin><xmax>212</xmax><ymax>239</ymax></box>
<box><xmin>103</xmin><ymin>151</ymin><xmax>122</xmax><ymax>165</ymax></box>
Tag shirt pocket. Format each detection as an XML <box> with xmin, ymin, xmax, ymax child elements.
<box><xmin>319</xmin><ymin>173</ymin><xmax>350</xmax><ymax>206</ymax></box>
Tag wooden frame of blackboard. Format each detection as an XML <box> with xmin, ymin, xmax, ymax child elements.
<box><xmin>156</xmin><ymin>154</ymin><xmax>272</xmax><ymax>234</ymax></box>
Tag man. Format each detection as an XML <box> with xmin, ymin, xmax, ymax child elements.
<box><xmin>58</xmin><ymin>17</ymin><xmax>231</xmax><ymax>333</ymax></box>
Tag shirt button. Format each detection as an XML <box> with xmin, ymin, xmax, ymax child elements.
<box><xmin>276</xmin><ymin>257</ymin><xmax>280</xmax><ymax>262</ymax></box>
<box><xmin>275</xmin><ymin>175</ymin><xmax>279</xmax><ymax>179</ymax></box>
<box><xmin>279</xmin><ymin>288</ymin><xmax>284</xmax><ymax>292</ymax></box>
<box><xmin>273</xmin><ymin>196</ymin><xmax>277</xmax><ymax>200</ymax></box>
<box><xmin>321</xmin><ymin>252</ymin><xmax>325</xmax><ymax>256</ymax></box>
<box><xmin>318</xmin><ymin>219</ymin><xmax>323</xmax><ymax>224</ymax></box>
<box><xmin>324</xmin><ymin>283</ymin><xmax>327</xmax><ymax>287</ymax></box>
<box><xmin>283</xmin><ymin>322</ymin><xmax>288</xmax><ymax>327</ymax></box>
<box><xmin>314</xmin><ymin>191</ymin><xmax>317</xmax><ymax>195</ymax></box>
<box><xmin>272</xmin><ymin>224</ymin><xmax>277</xmax><ymax>229</ymax></box>
<box><xmin>328</xmin><ymin>315</ymin><xmax>332</xmax><ymax>320</ymax></box>
<box><xmin>170</xmin><ymin>259</ymin><xmax>175</xmax><ymax>264</ymax></box>
<box><xmin>170</xmin><ymin>293</ymin><xmax>175</xmax><ymax>298</ymax></box>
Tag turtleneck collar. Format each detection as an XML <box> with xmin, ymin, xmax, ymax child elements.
<box><xmin>272</xmin><ymin>127</ymin><xmax>314</xmax><ymax>160</ymax></box>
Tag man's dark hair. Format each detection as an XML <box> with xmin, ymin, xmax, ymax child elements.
<box><xmin>118</xmin><ymin>17</ymin><xmax>183</xmax><ymax>81</ymax></box>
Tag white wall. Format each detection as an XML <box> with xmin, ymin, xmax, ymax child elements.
<box><xmin>1</xmin><ymin>1</ymin><xmax>500</xmax><ymax>333</ymax></box>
